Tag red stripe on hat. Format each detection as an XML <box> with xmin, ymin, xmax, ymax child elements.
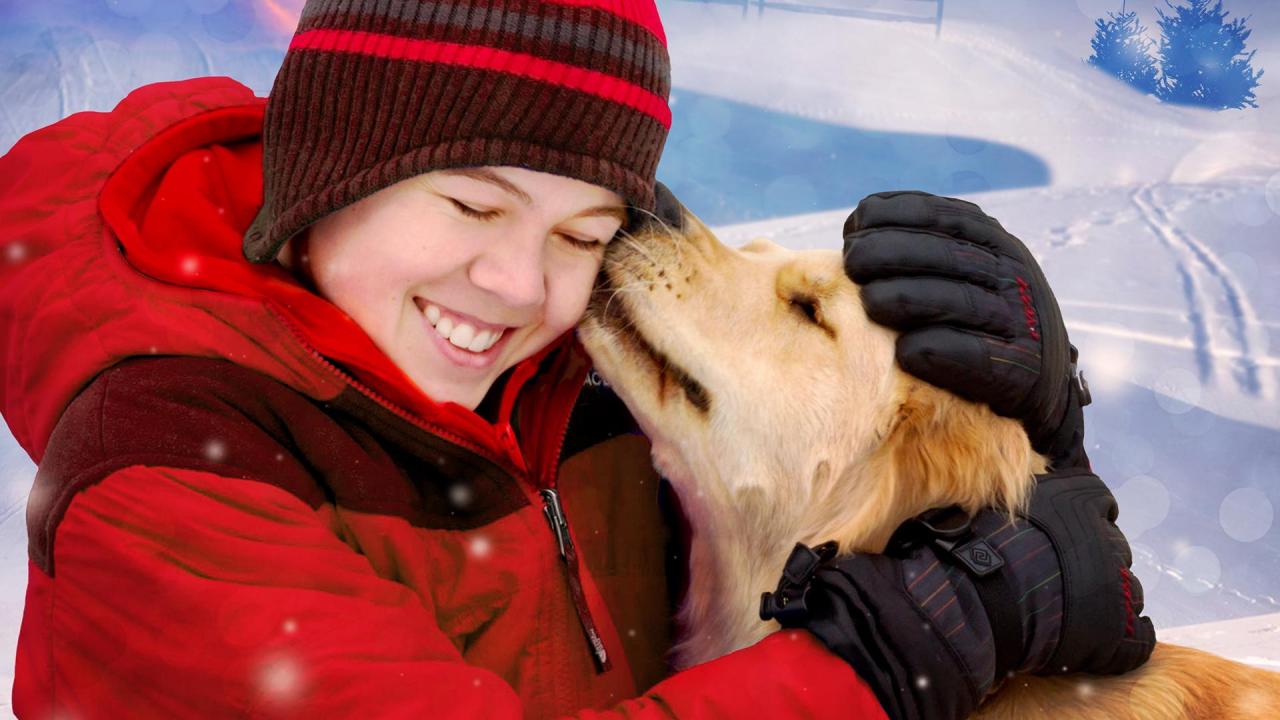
<box><xmin>290</xmin><ymin>29</ymin><xmax>671</xmax><ymax>130</ymax></box>
<box><xmin>544</xmin><ymin>0</ymin><xmax>667</xmax><ymax>47</ymax></box>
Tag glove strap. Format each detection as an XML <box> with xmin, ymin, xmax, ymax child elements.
<box><xmin>890</xmin><ymin>506</ymin><xmax>1024</xmax><ymax>682</ymax></box>
<box><xmin>759</xmin><ymin>541</ymin><xmax>839</xmax><ymax>626</ymax></box>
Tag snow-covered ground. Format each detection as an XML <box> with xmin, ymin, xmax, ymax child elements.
<box><xmin>2</xmin><ymin>0</ymin><xmax>1278</xmax><ymax>712</ymax></box>
<box><xmin>1160</xmin><ymin>611</ymin><xmax>1280</xmax><ymax>670</ymax></box>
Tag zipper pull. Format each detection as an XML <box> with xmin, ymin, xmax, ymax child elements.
<box><xmin>538</xmin><ymin>487</ymin><xmax>612</xmax><ymax>673</ymax></box>
<box><xmin>540</xmin><ymin>488</ymin><xmax>573</xmax><ymax>558</ymax></box>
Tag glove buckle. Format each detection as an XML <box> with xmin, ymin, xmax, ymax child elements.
<box><xmin>891</xmin><ymin>506</ymin><xmax>1006</xmax><ymax>578</ymax></box>
<box><xmin>759</xmin><ymin>540</ymin><xmax>838</xmax><ymax>625</ymax></box>
<box><xmin>887</xmin><ymin>505</ymin><xmax>970</xmax><ymax>553</ymax></box>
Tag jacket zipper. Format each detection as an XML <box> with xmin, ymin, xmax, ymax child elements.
<box><xmin>537</xmin><ymin>350</ymin><xmax>613</xmax><ymax>673</ymax></box>
<box><xmin>271</xmin><ymin>308</ymin><xmax>612</xmax><ymax>673</ymax></box>
<box><xmin>541</xmin><ymin>487</ymin><xmax>611</xmax><ymax>672</ymax></box>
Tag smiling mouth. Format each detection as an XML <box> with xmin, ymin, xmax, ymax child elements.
<box><xmin>589</xmin><ymin>270</ymin><xmax>711</xmax><ymax>414</ymax></box>
<box><xmin>413</xmin><ymin>296</ymin><xmax>513</xmax><ymax>352</ymax></box>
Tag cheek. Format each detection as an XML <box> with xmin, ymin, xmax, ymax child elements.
<box><xmin>307</xmin><ymin>239</ymin><xmax>421</xmax><ymax>333</ymax></box>
<box><xmin>545</xmin><ymin>257</ymin><xmax>603</xmax><ymax>331</ymax></box>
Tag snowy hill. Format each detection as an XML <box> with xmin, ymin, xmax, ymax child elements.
<box><xmin>2</xmin><ymin>0</ymin><xmax>1279</xmax><ymax>712</ymax></box>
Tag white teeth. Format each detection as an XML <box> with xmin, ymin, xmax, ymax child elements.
<box><xmin>448</xmin><ymin>323</ymin><xmax>476</xmax><ymax>349</ymax></box>
<box><xmin>436</xmin><ymin>316</ymin><xmax>455</xmax><ymax>337</ymax></box>
<box><xmin>468</xmin><ymin>330</ymin><xmax>494</xmax><ymax>352</ymax></box>
<box><xmin>424</xmin><ymin>301</ymin><xmax>505</xmax><ymax>353</ymax></box>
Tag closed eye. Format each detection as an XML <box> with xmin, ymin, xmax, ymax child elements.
<box><xmin>556</xmin><ymin>232</ymin><xmax>604</xmax><ymax>252</ymax></box>
<box><xmin>788</xmin><ymin>294</ymin><xmax>837</xmax><ymax>339</ymax></box>
<box><xmin>789</xmin><ymin>294</ymin><xmax>820</xmax><ymax>324</ymax></box>
<box><xmin>448</xmin><ymin>198</ymin><xmax>500</xmax><ymax>221</ymax></box>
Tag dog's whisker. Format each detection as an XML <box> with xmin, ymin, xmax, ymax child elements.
<box><xmin>596</xmin><ymin>282</ymin><xmax>653</xmax><ymax>329</ymax></box>
<box><xmin>624</xmin><ymin>208</ymin><xmax>691</xmax><ymax>266</ymax></box>
<box><xmin>612</xmin><ymin>229</ymin><xmax>665</xmax><ymax>270</ymax></box>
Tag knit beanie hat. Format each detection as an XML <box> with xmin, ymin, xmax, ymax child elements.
<box><xmin>242</xmin><ymin>0</ymin><xmax>672</xmax><ymax>264</ymax></box>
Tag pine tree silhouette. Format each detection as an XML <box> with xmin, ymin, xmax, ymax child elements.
<box><xmin>1088</xmin><ymin>5</ymin><xmax>1160</xmax><ymax>94</ymax></box>
<box><xmin>1155</xmin><ymin>0</ymin><xmax>1264</xmax><ymax>109</ymax></box>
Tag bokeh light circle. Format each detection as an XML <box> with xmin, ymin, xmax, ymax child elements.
<box><xmin>1113</xmin><ymin>474</ymin><xmax>1170</xmax><ymax>538</ymax></box>
<box><xmin>1219</xmin><ymin>488</ymin><xmax>1274</xmax><ymax>543</ymax></box>
<box><xmin>1265</xmin><ymin>171</ymin><xmax>1280</xmax><ymax>216</ymax></box>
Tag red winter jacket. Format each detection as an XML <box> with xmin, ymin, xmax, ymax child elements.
<box><xmin>0</xmin><ymin>77</ymin><xmax>888</xmax><ymax>719</ymax></box>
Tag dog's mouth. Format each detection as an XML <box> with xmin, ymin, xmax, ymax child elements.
<box><xmin>588</xmin><ymin>269</ymin><xmax>711</xmax><ymax>414</ymax></box>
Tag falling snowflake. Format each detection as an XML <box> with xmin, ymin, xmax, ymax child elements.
<box><xmin>469</xmin><ymin>535</ymin><xmax>492</xmax><ymax>560</ymax></box>
<box><xmin>205</xmin><ymin>439</ymin><xmax>227</xmax><ymax>462</ymax></box>
<box><xmin>256</xmin><ymin>653</ymin><xmax>302</xmax><ymax>704</ymax></box>
<box><xmin>6</xmin><ymin>241</ymin><xmax>27</xmax><ymax>264</ymax></box>
<box><xmin>449</xmin><ymin>483</ymin><xmax>475</xmax><ymax>509</ymax></box>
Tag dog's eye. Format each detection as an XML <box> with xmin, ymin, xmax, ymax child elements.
<box><xmin>789</xmin><ymin>294</ymin><xmax>821</xmax><ymax>324</ymax></box>
<box><xmin>788</xmin><ymin>294</ymin><xmax>837</xmax><ymax>339</ymax></box>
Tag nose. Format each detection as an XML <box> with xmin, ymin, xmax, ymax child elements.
<box><xmin>467</xmin><ymin>231</ymin><xmax>547</xmax><ymax>309</ymax></box>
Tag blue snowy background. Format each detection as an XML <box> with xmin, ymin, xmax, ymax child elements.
<box><xmin>2</xmin><ymin>0</ymin><xmax>1279</xmax><ymax>706</ymax></box>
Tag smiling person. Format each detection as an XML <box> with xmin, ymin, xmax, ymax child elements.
<box><xmin>278</xmin><ymin>166</ymin><xmax>629</xmax><ymax>409</ymax></box>
<box><xmin>1</xmin><ymin>1</ymin><xmax>1150</xmax><ymax>718</ymax></box>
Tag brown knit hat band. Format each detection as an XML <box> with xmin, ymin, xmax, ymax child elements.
<box><xmin>244</xmin><ymin>0</ymin><xmax>672</xmax><ymax>265</ymax></box>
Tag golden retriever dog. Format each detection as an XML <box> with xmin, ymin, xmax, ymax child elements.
<box><xmin>577</xmin><ymin>207</ymin><xmax>1280</xmax><ymax>719</ymax></box>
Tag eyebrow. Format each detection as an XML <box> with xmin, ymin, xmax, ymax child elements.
<box><xmin>574</xmin><ymin>204</ymin><xmax>629</xmax><ymax>222</ymax></box>
<box><xmin>437</xmin><ymin>167</ymin><xmax>627</xmax><ymax>222</ymax></box>
<box><xmin>439</xmin><ymin>167</ymin><xmax>533</xmax><ymax>204</ymax></box>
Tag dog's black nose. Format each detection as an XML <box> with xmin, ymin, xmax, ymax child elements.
<box><xmin>654</xmin><ymin>181</ymin><xmax>686</xmax><ymax>230</ymax></box>
<box><xmin>626</xmin><ymin>181</ymin><xmax>686</xmax><ymax>233</ymax></box>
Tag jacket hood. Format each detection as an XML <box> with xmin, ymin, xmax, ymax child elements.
<box><xmin>0</xmin><ymin>77</ymin><xmax>587</xmax><ymax>470</ymax></box>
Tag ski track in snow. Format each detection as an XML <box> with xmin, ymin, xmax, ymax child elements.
<box><xmin>1134</xmin><ymin>547</ymin><xmax>1280</xmax><ymax>615</ymax></box>
<box><xmin>1130</xmin><ymin>183</ymin><xmax>1272</xmax><ymax>399</ymax></box>
<box><xmin>1065</xmin><ymin>319</ymin><xmax>1280</xmax><ymax>367</ymax></box>
<box><xmin>1061</xmin><ymin>299</ymin><xmax>1280</xmax><ymax>331</ymax></box>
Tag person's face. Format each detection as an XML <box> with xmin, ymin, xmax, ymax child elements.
<box><xmin>284</xmin><ymin>166</ymin><xmax>627</xmax><ymax>411</ymax></box>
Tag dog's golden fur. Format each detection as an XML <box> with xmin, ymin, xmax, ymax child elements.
<box><xmin>578</xmin><ymin>210</ymin><xmax>1280</xmax><ymax>718</ymax></box>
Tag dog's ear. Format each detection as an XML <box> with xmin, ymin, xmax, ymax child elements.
<box><xmin>875</xmin><ymin>374</ymin><xmax>1045</xmax><ymax>524</ymax></box>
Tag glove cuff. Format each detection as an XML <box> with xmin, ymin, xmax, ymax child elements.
<box><xmin>1024</xmin><ymin>471</ymin><xmax>1156</xmax><ymax>674</ymax></box>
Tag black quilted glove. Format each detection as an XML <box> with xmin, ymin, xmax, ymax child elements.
<box><xmin>842</xmin><ymin>191</ymin><xmax>1090</xmax><ymax>467</ymax></box>
<box><xmin>761</xmin><ymin>476</ymin><xmax>1155</xmax><ymax>720</ymax></box>
<box><xmin>1024</xmin><ymin>470</ymin><xmax>1155</xmax><ymax>675</ymax></box>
